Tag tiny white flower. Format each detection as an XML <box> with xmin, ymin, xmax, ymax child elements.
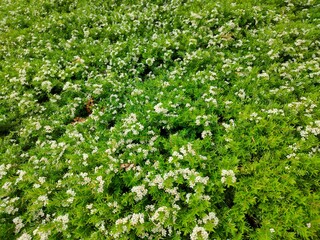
<box><xmin>221</xmin><ymin>169</ymin><xmax>236</xmax><ymax>184</ymax></box>
<box><xmin>146</xmin><ymin>58</ymin><xmax>155</xmax><ymax>66</ymax></box>
<box><xmin>190</xmin><ymin>226</ymin><xmax>209</xmax><ymax>240</ymax></box>
<box><xmin>131</xmin><ymin>185</ymin><xmax>148</xmax><ymax>201</ymax></box>
<box><xmin>17</xmin><ymin>233</ymin><xmax>32</xmax><ymax>240</ymax></box>
<box><xmin>154</xmin><ymin>103</ymin><xmax>168</xmax><ymax>114</ymax></box>
<box><xmin>41</xmin><ymin>81</ymin><xmax>53</xmax><ymax>92</ymax></box>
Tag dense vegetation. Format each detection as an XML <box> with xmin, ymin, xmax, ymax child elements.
<box><xmin>1</xmin><ymin>0</ymin><xmax>320</xmax><ymax>239</ymax></box>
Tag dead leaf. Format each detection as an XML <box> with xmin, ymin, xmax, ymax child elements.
<box><xmin>120</xmin><ymin>163</ymin><xmax>135</xmax><ymax>170</ymax></box>
<box><xmin>86</xmin><ymin>98</ymin><xmax>94</xmax><ymax>114</ymax></box>
<box><xmin>72</xmin><ymin>117</ymin><xmax>86</xmax><ymax>124</ymax></box>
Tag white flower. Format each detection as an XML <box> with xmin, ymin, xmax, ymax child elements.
<box><xmin>221</xmin><ymin>169</ymin><xmax>236</xmax><ymax>184</ymax></box>
<box><xmin>41</xmin><ymin>81</ymin><xmax>53</xmax><ymax>92</ymax></box>
<box><xmin>131</xmin><ymin>185</ymin><xmax>148</xmax><ymax>201</ymax></box>
<box><xmin>96</xmin><ymin>176</ymin><xmax>105</xmax><ymax>193</ymax></box>
<box><xmin>190</xmin><ymin>226</ymin><xmax>209</xmax><ymax>240</ymax></box>
<box><xmin>131</xmin><ymin>89</ymin><xmax>143</xmax><ymax>96</ymax></box>
<box><xmin>0</xmin><ymin>164</ymin><xmax>8</xmax><ymax>179</ymax></box>
<box><xmin>130</xmin><ymin>213</ymin><xmax>144</xmax><ymax>225</ymax></box>
<box><xmin>37</xmin><ymin>195</ymin><xmax>49</xmax><ymax>206</ymax></box>
<box><xmin>154</xmin><ymin>103</ymin><xmax>168</xmax><ymax>114</ymax></box>
<box><xmin>235</xmin><ymin>89</ymin><xmax>246</xmax><ymax>99</ymax></box>
<box><xmin>202</xmin><ymin>212</ymin><xmax>219</xmax><ymax>226</ymax></box>
<box><xmin>270</xmin><ymin>228</ymin><xmax>275</xmax><ymax>233</ymax></box>
<box><xmin>15</xmin><ymin>170</ymin><xmax>27</xmax><ymax>184</ymax></box>
<box><xmin>13</xmin><ymin>217</ymin><xmax>24</xmax><ymax>233</ymax></box>
<box><xmin>17</xmin><ymin>233</ymin><xmax>32</xmax><ymax>240</ymax></box>
<box><xmin>66</xmin><ymin>189</ymin><xmax>76</xmax><ymax>196</ymax></box>
<box><xmin>33</xmin><ymin>228</ymin><xmax>51</xmax><ymax>240</ymax></box>
<box><xmin>38</xmin><ymin>177</ymin><xmax>46</xmax><ymax>184</ymax></box>
<box><xmin>2</xmin><ymin>181</ymin><xmax>12</xmax><ymax>190</ymax></box>
<box><xmin>146</xmin><ymin>58</ymin><xmax>155</xmax><ymax>66</ymax></box>
<box><xmin>257</xmin><ymin>72</ymin><xmax>269</xmax><ymax>79</ymax></box>
<box><xmin>34</xmin><ymin>122</ymin><xmax>42</xmax><ymax>130</ymax></box>
<box><xmin>201</xmin><ymin>130</ymin><xmax>212</xmax><ymax>138</ymax></box>
<box><xmin>150</xmin><ymin>206</ymin><xmax>170</xmax><ymax>224</ymax></box>
<box><xmin>53</xmin><ymin>214</ymin><xmax>69</xmax><ymax>231</ymax></box>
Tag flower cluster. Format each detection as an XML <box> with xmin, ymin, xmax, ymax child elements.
<box><xmin>131</xmin><ymin>185</ymin><xmax>148</xmax><ymax>201</ymax></box>
<box><xmin>221</xmin><ymin>170</ymin><xmax>237</xmax><ymax>184</ymax></box>
<box><xmin>190</xmin><ymin>226</ymin><xmax>209</xmax><ymax>240</ymax></box>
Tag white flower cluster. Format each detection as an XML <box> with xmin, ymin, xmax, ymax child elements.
<box><xmin>15</xmin><ymin>170</ymin><xmax>26</xmax><ymax>184</ymax></box>
<box><xmin>114</xmin><ymin>213</ymin><xmax>144</xmax><ymax>234</ymax></box>
<box><xmin>0</xmin><ymin>164</ymin><xmax>11</xmax><ymax>179</ymax></box>
<box><xmin>222</xmin><ymin>119</ymin><xmax>235</xmax><ymax>132</ymax></box>
<box><xmin>79</xmin><ymin>172</ymin><xmax>91</xmax><ymax>185</ymax></box>
<box><xmin>131</xmin><ymin>88</ymin><xmax>143</xmax><ymax>96</ymax></box>
<box><xmin>235</xmin><ymin>89</ymin><xmax>246</xmax><ymax>99</ymax></box>
<box><xmin>154</xmin><ymin>102</ymin><xmax>168</xmax><ymax>114</ymax></box>
<box><xmin>122</xmin><ymin>113</ymin><xmax>144</xmax><ymax>136</ymax></box>
<box><xmin>0</xmin><ymin>197</ymin><xmax>19</xmax><ymax>214</ymax></box>
<box><xmin>112</xmin><ymin>213</ymin><xmax>145</xmax><ymax>238</ymax></box>
<box><xmin>34</xmin><ymin>121</ymin><xmax>42</xmax><ymax>130</ymax></box>
<box><xmin>62</xmin><ymin>81</ymin><xmax>81</xmax><ymax>91</ymax></box>
<box><xmin>147</xmin><ymin>168</ymin><xmax>209</xmax><ymax>191</ymax></box>
<box><xmin>169</xmin><ymin>143</ymin><xmax>196</xmax><ymax>162</ymax></box>
<box><xmin>201</xmin><ymin>86</ymin><xmax>218</xmax><ymax>106</ymax></box>
<box><xmin>146</xmin><ymin>57</ymin><xmax>155</xmax><ymax>66</ymax></box>
<box><xmin>298</xmin><ymin>120</ymin><xmax>320</xmax><ymax>140</ymax></box>
<box><xmin>53</xmin><ymin>214</ymin><xmax>69</xmax><ymax>231</ymax></box>
<box><xmin>195</xmin><ymin>115</ymin><xmax>211</xmax><ymax>126</ymax></box>
<box><xmin>66</xmin><ymin>189</ymin><xmax>76</xmax><ymax>203</ymax></box>
<box><xmin>150</xmin><ymin>206</ymin><xmax>170</xmax><ymax>225</ymax></box>
<box><xmin>249</xmin><ymin>112</ymin><xmax>262</xmax><ymax>123</ymax></box>
<box><xmin>92</xmin><ymin>84</ymin><xmax>103</xmax><ymax>95</ymax></box>
<box><xmin>37</xmin><ymin>194</ymin><xmax>49</xmax><ymax>206</ymax></box>
<box><xmin>33</xmin><ymin>227</ymin><xmax>51</xmax><ymax>240</ymax></box>
<box><xmin>96</xmin><ymin>176</ymin><xmax>105</xmax><ymax>193</ymax></box>
<box><xmin>17</xmin><ymin>233</ymin><xmax>32</xmax><ymax>240</ymax></box>
<box><xmin>221</xmin><ymin>169</ymin><xmax>236</xmax><ymax>184</ymax></box>
<box><xmin>68</xmin><ymin>129</ymin><xmax>86</xmax><ymax>142</ymax></box>
<box><xmin>107</xmin><ymin>201</ymin><xmax>119</xmax><ymax>214</ymax></box>
<box><xmin>131</xmin><ymin>185</ymin><xmax>148</xmax><ymax>201</ymax></box>
<box><xmin>309</xmin><ymin>146</ymin><xmax>320</xmax><ymax>157</ymax></box>
<box><xmin>86</xmin><ymin>203</ymin><xmax>97</xmax><ymax>214</ymax></box>
<box><xmin>201</xmin><ymin>130</ymin><xmax>212</xmax><ymax>139</ymax></box>
<box><xmin>261</xmin><ymin>108</ymin><xmax>285</xmax><ymax>117</ymax></box>
<box><xmin>131</xmin><ymin>213</ymin><xmax>145</xmax><ymax>226</ymax></box>
<box><xmin>287</xmin><ymin>97</ymin><xmax>317</xmax><ymax>116</ymax></box>
<box><xmin>74</xmin><ymin>55</ymin><xmax>85</xmax><ymax>64</ymax></box>
<box><xmin>41</xmin><ymin>81</ymin><xmax>53</xmax><ymax>92</ymax></box>
<box><xmin>13</xmin><ymin>217</ymin><xmax>24</xmax><ymax>234</ymax></box>
<box><xmin>257</xmin><ymin>72</ymin><xmax>269</xmax><ymax>79</ymax></box>
<box><xmin>269</xmin><ymin>85</ymin><xmax>294</xmax><ymax>94</ymax></box>
<box><xmin>2</xmin><ymin>181</ymin><xmax>12</xmax><ymax>190</ymax></box>
<box><xmin>190</xmin><ymin>226</ymin><xmax>209</xmax><ymax>240</ymax></box>
<box><xmin>197</xmin><ymin>212</ymin><xmax>219</xmax><ymax>226</ymax></box>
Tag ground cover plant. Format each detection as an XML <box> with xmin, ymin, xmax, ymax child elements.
<box><xmin>0</xmin><ymin>0</ymin><xmax>320</xmax><ymax>239</ymax></box>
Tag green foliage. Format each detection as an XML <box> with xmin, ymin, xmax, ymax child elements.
<box><xmin>0</xmin><ymin>0</ymin><xmax>320</xmax><ymax>239</ymax></box>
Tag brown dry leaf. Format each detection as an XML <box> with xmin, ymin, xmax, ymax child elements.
<box><xmin>120</xmin><ymin>163</ymin><xmax>135</xmax><ymax>170</ymax></box>
<box><xmin>72</xmin><ymin>117</ymin><xmax>86</xmax><ymax>124</ymax></box>
<box><xmin>86</xmin><ymin>98</ymin><xmax>94</xmax><ymax>114</ymax></box>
